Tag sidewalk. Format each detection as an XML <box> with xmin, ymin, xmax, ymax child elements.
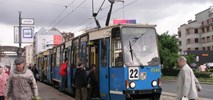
<box><xmin>161</xmin><ymin>92</ymin><xmax>213</xmax><ymax>100</ymax></box>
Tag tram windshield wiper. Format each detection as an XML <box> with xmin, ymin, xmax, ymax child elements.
<box><xmin>129</xmin><ymin>41</ymin><xmax>144</xmax><ymax>67</ymax></box>
<box><xmin>129</xmin><ymin>41</ymin><xmax>134</xmax><ymax>61</ymax></box>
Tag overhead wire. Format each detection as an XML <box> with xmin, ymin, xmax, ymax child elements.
<box><xmin>71</xmin><ymin>1</ymin><xmax>110</xmax><ymax>32</ymax></box>
<box><xmin>75</xmin><ymin>0</ymin><xmax>139</xmax><ymax>33</ymax></box>
<box><xmin>48</xmin><ymin>0</ymin><xmax>76</xmax><ymax>28</ymax></box>
<box><xmin>53</xmin><ymin>0</ymin><xmax>88</xmax><ymax>27</ymax></box>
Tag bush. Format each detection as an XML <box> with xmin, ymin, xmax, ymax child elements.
<box><xmin>162</xmin><ymin>68</ymin><xmax>180</xmax><ymax>76</ymax></box>
<box><xmin>194</xmin><ymin>72</ymin><xmax>212</xmax><ymax>78</ymax></box>
<box><xmin>208</xmin><ymin>69</ymin><xmax>213</xmax><ymax>72</ymax></box>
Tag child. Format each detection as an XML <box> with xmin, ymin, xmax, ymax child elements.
<box><xmin>0</xmin><ymin>65</ymin><xmax>9</xmax><ymax>100</ymax></box>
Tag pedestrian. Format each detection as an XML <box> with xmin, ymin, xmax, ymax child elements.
<box><xmin>4</xmin><ymin>57</ymin><xmax>39</xmax><ymax>100</ymax></box>
<box><xmin>177</xmin><ymin>56</ymin><xmax>202</xmax><ymax>100</ymax></box>
<box><xmin>74</xmin><ymin>61</ymin><xmax>88</xmax><ymax>100</ymax></box>
<box><xmin>32</xmin><ymin>64</ymin><xmax>39</xmax><ymax>82</ymax></box>
<box><xmin>59</xmin><ymin>58</ymin><xmax>68</xmax><ymax>93</ymax></box>
<box><xmin>0</xmin><ymin>65</ymin><xmax>9</xmax><ymax>100</ymax></box>
<box><xmin>4</xmin><ymin>65</ymin><xmax>11</xmax><ymax>75</ymax></box>
<box><xmin>87</xmin><ymin>64</ymin><xmax>99</xmax><ymax>99</ymax></box>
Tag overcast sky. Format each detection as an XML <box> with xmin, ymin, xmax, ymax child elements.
<box><xmin>0</xmin><ymin>0</ymin><xmax>212</xmax><ymax>47</ymax></box>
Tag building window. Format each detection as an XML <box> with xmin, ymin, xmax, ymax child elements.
<box><xmin>207</xmin><ymin>36</ymin><xmax>210</xmax><ymax>42</ymax></box>
<box><xmin>194</xmin><ymin>38</ymin><xmax>199</xmax><ymax>43</ymax></box>
<box><xmin>178</xmin><ymin>31</ymin><xmax>181</xmax><ymax>37</ymax></box>
<box><xmin>207</xmin><ymin>47</ymin><xmax>211</xmax><ymax>51</ymax></box>
<box><xmin>179</xmin><ymin>41</ymin><xmax>182</xmax><ymax>45</ymax></box>
<box><xmin>207</xmin><ymin>27</ymin><xmax>210</xmax><ymax>32</ymax></box>
<box><xmin>202</xmin><ymin>28</ymin><xmax>205</xmax><ymax>33</ymax></box>
<box><xmin>203</xmin><ymin>47</ymin><xmax>205</xmax><ymax>50</ymax></box>
<box><xmin>202</xmin><ymin>37</ymin><xmax>205</xmax><ymax>43</ymax></box>
<box><xmin>194</xmin><ymin>29</ymin><xmax>198</xmax><ymax>34</ymax></box>
<box><xmin>195</xmin><ymin>47</ymin><xmax>199</xmax><ymax>50</ymax></box>
<box><xmin>187</xmin><ymin>39</ymin><xmax>190</xmax><ymax>44</ymax></box>
<box><xmin>212</xmin><ymin>35</ymin><xmax>213</xmax><ymax>41</ymax></box>
<box><xmin>207</xmin><ymin>19</ymin><xmax>210</xmax><ymax>24</ymax></box>
<box><xmin>212</xmin><ymin>26</ymin><xmax>213</xmax><ymax>32</ymax></box>
<box><xmin>202</xmin><ymin>22</ymin><xmax>204</xmax><ymax>26</ymax></box>
<box><xmin>188</xmin><ymin>48</ymin><xmax>191</xmax><ymax>50</ymax></box>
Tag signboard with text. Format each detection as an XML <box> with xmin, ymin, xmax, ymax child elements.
<box><xmin>14</xmin><ymin>26</ymin><xmax>34</xmax><ymax>43</ymax></box>
<box><xmin>21</xmin><ymin>18</ymin><xmax>34</xmax><ymax>25</ymax></box>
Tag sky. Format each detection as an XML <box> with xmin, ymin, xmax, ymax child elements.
<box><xmin>0</xmin><ymin>0</ymin><xmax>212</xmax><ymax>47</ymax></box>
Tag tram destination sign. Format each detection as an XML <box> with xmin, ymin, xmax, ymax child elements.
<box><xmin>21</xmin><ymin>18</ymin><xmax>34</xmax><ymax>25</ymax></box>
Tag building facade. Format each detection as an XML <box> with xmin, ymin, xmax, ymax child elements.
<box><xmin>33</xmin><ymin>27</ymin><xmax>62</xmax><ymax>55</ymax></box>
<box><xmin>178</xmin><ymin>6</ymin><xmax>213</xmax><ymax>53</ymax></box>
<box><xmin>23</xmin><ymin>45</ymin><xmax>34</xmax><ymax>66</ymax></box>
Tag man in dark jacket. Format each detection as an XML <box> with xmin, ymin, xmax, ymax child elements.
<box><xmin>74</xmin><ymin>61</ymin><xmax>87</xmax><ymax>100</ymax></box>
<box><xmin>88</xmin><ymin>64</ymin><xmax>99</xmax><ymax>99</ymax></box>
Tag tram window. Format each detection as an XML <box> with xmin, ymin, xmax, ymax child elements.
<box><xmin>56</xmin><ymin>47</ymin><xmax>60</xmax><ymax>67</ymax></box>
<box><xmin>111</xmin><ymin>28</ymin><xmax>123</xmax><ymax>67</ymax></box>
<box><xmin>72</xmin><ymin>39</ymin><xmax>79</xmax><ymax>67</ymax></box>
<box><xmin>101</xmin><ymin>40</ymin><xmax>107</xmax><ymax>67</ymax></box>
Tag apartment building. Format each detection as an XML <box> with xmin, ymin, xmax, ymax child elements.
<box><xmin>178</xmin><ymin>6</ymin><xmax>213</xmax><ymax>53</ymax></box>
<box><xmin>23</xmin><ymin>45</ymin><xmax>34</xmax><ymax>66</ymax></box>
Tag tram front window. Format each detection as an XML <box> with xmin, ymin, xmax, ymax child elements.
<box><xmin>122</xmin><ymin>27</ymin><xmax>160</xmax><ymax>67</ymax></box>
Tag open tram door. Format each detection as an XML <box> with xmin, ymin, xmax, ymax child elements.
<box><xmin>99</xmin><ymin>37</ymin><xmax>110</xmax><ymax>100</ymax></box>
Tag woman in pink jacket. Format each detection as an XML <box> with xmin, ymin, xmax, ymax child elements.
<box><xmin>0</xmin><ymin>65</ymin><xmax>9</xmax><ymax>100</ymax></box>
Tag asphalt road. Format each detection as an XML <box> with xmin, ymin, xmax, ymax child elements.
<box><xmin>162</xmin><ymin>81</ymin><xmax>213</xmax><ymax>99</ymax></box>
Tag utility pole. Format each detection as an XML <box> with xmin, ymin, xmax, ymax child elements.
<box><xmin>17</xmin><ymin>11</ymin><xmax>22</xmax><ymax>57</ymax></box>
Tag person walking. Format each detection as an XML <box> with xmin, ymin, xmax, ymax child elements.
<box><xmin>177</xmin><ymin>56</ymin><xmax>202</xmax><ymax>100</ymax></box>
<box><xmin>4</xmin><ymin>57</ymin><xmax>39</xmax><ymax>100</ymax></box>
<box><xmin>59</xmin><ymin>58</ymin><xmax>68</xmax><ymax>93</ymax></box>
<box><xmin>74</xmin><ymin>61</ymin><xmax>88</xmax><ymax>100</ymax></box>
<box><xmin>87</xmin><ymin>64</ymin><xmax>99</xmax><ymax>99</ymax></box>
<box><xmin>32</xmin><ymin>64</ymin><xmax>39</xmax><ymax>82</ymax></box>
<box><xmin>4</xmin><ymin>65</ymin><xmax>10</xmax><ymax>75</ymax></box>
<box><xmin>0</xmin><ymin>65</ymin><xmax>9</xmax><ymax>100</ymax></box>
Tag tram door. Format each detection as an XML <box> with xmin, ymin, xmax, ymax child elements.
<box><xmin>99</xmin><ymin>38</ymin><xmax>110</xmax><ymax>99</ymax></box>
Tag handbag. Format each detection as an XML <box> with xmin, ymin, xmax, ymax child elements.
<box><xmin>195</xmin><ymin>78</ymin><xmax>202</xmax><ymax>91</ymax></box>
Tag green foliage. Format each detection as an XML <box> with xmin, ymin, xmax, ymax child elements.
<box><xmin>208</xmin><ymin>69</ymin><xmax>213</xmax><ymax>72</ymax></box>
<box><xmin>184</xmin><ymin>54</ymin><xmax>196</xmax><ymax>65</ymax></box>
<box><xmin>194</xmin><ymin>72</ymin><xmax>213</xmax><ymax>78</ymax></box>
<box><xmin>158</xmin><ymin>32</ymin><xmax>179</xmax><ymax>69</ymax></box>
<box><xmin>162</xmin><ymin>68</ymin><xmax>180</xmax><ymax>76</ymax></box>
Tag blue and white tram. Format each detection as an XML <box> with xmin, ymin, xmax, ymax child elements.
<box><xmin>82</xmin><ymin>24</ymin><xmax>162</xmax><ymax>99</ymax></box>
<box><xmin>36</xmin><ymin>24</ymin><xmax>162</xmax><ymax>100</ymax></box>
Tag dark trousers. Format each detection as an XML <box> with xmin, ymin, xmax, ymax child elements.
<box><xmin>75</xmin><ymin>87</ymin><xmax>87</xmax><ymax>100</ymax></box>
<box><xmin>59</xmin><ymin>76</ymin><xmax>66</xmax><ymax>92</ymax></box>
<box><xmin>0</xmin><ymin>96</ymin><xmax>4</xmax><ymax>100</ymax></box>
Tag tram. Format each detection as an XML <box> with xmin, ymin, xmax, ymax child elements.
<box><xmin>35</xmin><ymin>24</ymin><xmax>162</xmax><ymax>100</ymax></box>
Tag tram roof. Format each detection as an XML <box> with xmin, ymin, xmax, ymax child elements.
<box><xmin>85</xmin><ymin>24</ymin><xmax>157</xmax><ymax>33</ymax></box>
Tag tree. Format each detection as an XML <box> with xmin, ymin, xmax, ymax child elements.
<box><xmin>184</xmin><ymin>54</ymin><xmax>196</xmax><ymax>65</ymax></box>
<box><xmin>158</xmin><ymin>32</ymin><xmax>179</xmax><ymax>69</ymax></box>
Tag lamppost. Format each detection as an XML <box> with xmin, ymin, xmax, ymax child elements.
<box><xmin>17</xmin><ymin>11</ymin><xmax>22</xmax><ymax>57</ymax></box>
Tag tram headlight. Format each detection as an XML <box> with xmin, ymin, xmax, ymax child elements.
<box><xmin>151</xmin><ymin>80</ymin><xmax>158</xmax><ymax>87</ymax></box>
<box><xmin>129</xmin><ymin>82</ymin><xmax>136</xmax><ymax>89</ymax></box>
